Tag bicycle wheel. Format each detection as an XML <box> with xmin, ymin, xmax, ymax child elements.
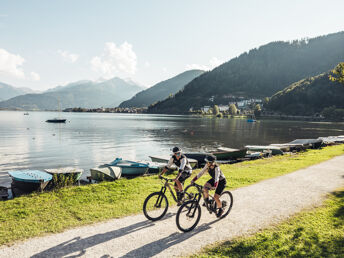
<box><xmin>143</xmin><ymin>192</ymin><xmax>169</xmax><ymax>221</ymax></box>
<box><xmin>219</xmin><ymin>191</ymin><xmax>233</xmax><ymax>218</ymax></box>
<box><xmin>184</xmin><ymin>184</ymin><xmax>199</xmax><ymax>201</ymax></box>
<box><xmin>176</xmin><ymin>200</ymin><xmax>201</xmax><ymax>232</ymax></box>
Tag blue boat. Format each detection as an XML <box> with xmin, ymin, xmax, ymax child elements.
<box><xmin>106</xmin><ymin>158</ymin><xmax>149</xmax><ymax>176</ymax></box>
<box><xmin>247</xmin><ymin>119</ymin><xmax>256</xmax><ymax>122</ymax></box>
<box><xmin>8</xmin><ymin>170</ymin><xmax>53</xmax><ymax>193</ymax></box>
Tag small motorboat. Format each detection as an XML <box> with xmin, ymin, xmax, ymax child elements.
<box><xmin>46</xmin><ymin>118</ymin><xmax>66</xmax><ymax>123</ymax></box>
<box><xmin>245</xmin><ymin>145</ymin><xmax>284</xmax><ymax>155</ymax></box>
<box><xmin>23</xmin><ymin>112</ymin><xmax>29</xmax><ymax>115</ymax></box>
<box><xmin>212</xmin><ymin>147</ymin><xmax>247</xmax><ymax>160</ymax></box>
<box><xmin>90</xmin><ymin>166</ymin><xmax>122</xmax><ymax>181</ymax></box>
<box><xmin>106</xmin><ymin>158</ymin><xmax>149</xmax><ymax>176</ymax></box>
<box><xmin>8</xmin><ymin>170</ymin><xmax>53</xmax><ymax>193</ymax></box>
<box><xmin>148</xmin><ymin>155</ymin><xmax>198</xmax><ymax>169</ymax></box>
<box><xmin>247</xmin><ymin>119</ymin><xmax>256</xmax><ymax>122</ymax></box>
<box><xmin>45</xmin><ymin>167</ymin><xmax>83</xmax><ymax>182</ymax></box>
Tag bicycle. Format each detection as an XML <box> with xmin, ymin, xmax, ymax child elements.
<box><xmin>142</xmin><ymin>176</ymin><xmax>196</xmax><ymax>221</ymax></box>
<box><xmin>176</xmin><ymin>181</ymin><xmax>233</xmax><ymax>232</ymax></box>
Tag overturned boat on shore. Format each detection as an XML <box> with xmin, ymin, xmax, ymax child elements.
<box><xmin>8</xmin><ymin>170</ymin><xmax>53</xmax><ymax>193</ymax></box>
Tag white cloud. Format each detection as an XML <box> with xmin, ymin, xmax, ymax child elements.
<box><xmin>186</xmin><ymin>57</ymin><xmax>224</xmax><ymax>71</ymax></box>
<box><xmin>144</xmin><ymin>61</ymin><xmax>150</xmax><ymax>68</ymax></box>
<box><xmin>58</xmin><ymin>50</ymin><xmax>79</xmax><ymax>63</ymax></box>
<box><xmin>91</xmin><ymin>41</ymin><xmax>137</xmax><ymax>79</ymax></box>
<box><xmin>0</xmin><ymin>48</ymin><xmax>25</xmax><ymax>78</ymax></box>
<box><xmin>30</xmin><ymin>72</ymin><xmax>40</xmax><ymax>81</ymax></box>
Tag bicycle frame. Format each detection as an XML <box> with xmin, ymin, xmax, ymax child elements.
<box><xmin>157</xmin><ymin>179</ymin><xmax>178</xmax><ymax>205</ymax></box>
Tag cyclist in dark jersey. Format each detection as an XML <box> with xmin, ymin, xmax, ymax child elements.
<box><xmin>191</xmin><ymin>154</ymin><xmax>226</xmax><ymax>217</ymax></box>
<box><xmin>159</xmin><ymin>147</ymin><xmax>192</xmax><ymax>204</ymax></box>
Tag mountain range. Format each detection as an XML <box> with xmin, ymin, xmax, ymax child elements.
<box><xmin>119</xmin><ymin>70</ymin><xmax>204</xmax><ymax>108</ymax></box>
<box><xmin>148</xmin><ymin>31</ymin><xmax>344</xmax><ymax>114</ymax></box>
<box><xmin>0</xmin><ymin>82</ymin><xmax>35</xmax><ymax>102</ymax></box>
<box><xmin>0</xmin><ymin>78</ymin><xmax>144</xmax><ymax>110</ymax></box>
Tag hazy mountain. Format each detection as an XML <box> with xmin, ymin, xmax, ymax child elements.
<box><xmin>148</xmin><ymin>31</ymin><xmax>344</xmax><ymax>114</ymax></box>
<box><xmin>0</xmin><ymin>82</ymin><xmax>35</xmax><ymax>101</ymax></box>
<box><xmin>119</xmin><ymin>70</ymin><xmax>204</xmax><ymax>108</ymax></box>
<box><xmin>266</xmin><ymin>70</ymin><xmax>344</xmax><ymax>115</ymax></box>
<box><xmin>0</xmin><ymin>77</ymin><xmax>143</xmax><ymax>110</ymax></box>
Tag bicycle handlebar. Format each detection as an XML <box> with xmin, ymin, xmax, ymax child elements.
<box><xmin>160</xmin><ymin>176</ymin><xmax>174</xmax><ymax>182</ymax></box>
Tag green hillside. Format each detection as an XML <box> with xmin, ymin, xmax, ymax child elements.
<box><xmin>148</xmin><ymin>31</ymin><xmax>344</xmax><ymax>114</ymax></box>
<box><xmin>266</xmin><ymin>70</ymin><xmax>344</xmax><ymax>116</ymax></box>
<box><xmin>119</xmin><ymin>70</ymin><xmax>204</xmax><ymax>108</ymax></box>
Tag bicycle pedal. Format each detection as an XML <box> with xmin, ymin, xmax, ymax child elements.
<box><xmin>202</xmin><ymin>202</ymin><xmax>206</xmax><ymax>207</ymax></box>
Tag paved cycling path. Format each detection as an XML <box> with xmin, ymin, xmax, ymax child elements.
<box><xmin>1</xmin><ymin>155</ymin><xmax>344</xmax><ymax>258</ymax></box>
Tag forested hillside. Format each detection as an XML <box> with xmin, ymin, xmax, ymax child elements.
<box><xmin>148</xmin><ymin>31</ymin><xmax>344</xmax><ymax>114</ymax></box>
<box><xmin>266</xmin><ymin>71</ymin><xmax>344</xmax><ymax>116</ymax></box>
<box><xmin>119</xmin><ymin>70</ymin><xmax>204</xmax><ymax>108</ymax></box>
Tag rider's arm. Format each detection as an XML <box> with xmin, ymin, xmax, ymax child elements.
<box><xmin>179</xmin><ymin>157</ymin><xmax>186</xmax><ymax>171</ymax></box>
<box><xmin>191</xmin><ymin>164</ymin><xmax>208</xmax><ymax>182</ymax></box>
<box><xmin>160</xmin><ymin>157</ymin><xmax>174</xmax><ymax>177</ymax></box>
<box><xmin>213</xmin><ymin>166</ymin><xmax>221</xmax><ymax>188</ymax></box>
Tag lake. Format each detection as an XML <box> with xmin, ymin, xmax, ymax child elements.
<box><xmin>1</xmin><ymin>111</ymin><xmax>344</xmax><ymax>186</ymax></box>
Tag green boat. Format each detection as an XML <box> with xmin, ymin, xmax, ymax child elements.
<box><xmin>90</xmin><ymin>166</ymin><xmax>122</xmax><ymax>181</ymax></box>
<box><xmin>245</xmin><ymin>145</ymin><xmax>284</xmax><ymax>155</ymax></box>
<box><xmin>45</xmin><ymin>167</ymin><xmax>83</xmax><ymax>181</ymax></box>
<box><xmin>212</xmin><ymin>147</ymin><xmax>247</xmax><ymax>160</ymax></box>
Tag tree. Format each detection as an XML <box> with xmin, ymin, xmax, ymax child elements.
<box><xmin>329</xmin><ymin>62</ymin><xmax>344</xmax><ymax>85</ymax></box>
<box><xmin>254</xmin><ymin>104</ymin><xmax>262</xmax><ymax>117</ymax></box>
<box><xmin>213</xmin><ymin>105</ymin><xmax>220</xmax><ymax>115</ymax></box>
<box><xmin>229</xmin><ymin>104</ymin><xmax>237</xmax><ymax>115</ymax></box>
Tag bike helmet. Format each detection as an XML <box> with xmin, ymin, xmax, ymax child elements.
<box><xmin>204</xmin><ymin>155</ymin><xmax>216</xmax><ymax>163</ymax></box>
<box><xmin>172</xmin><ymin>146</ymin><xmax>182</xmax><ymax>153</ymax></box>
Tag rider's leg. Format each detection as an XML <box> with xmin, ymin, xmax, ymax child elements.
<box><xmin>203</xmin><ymin>182</ymin><xmax>212</xmax><ymax>199</ymax></box>
<box><xmin>214</xmin><ymin>193</ymin><xmax>222</xmax><ymax>208</ymax></box>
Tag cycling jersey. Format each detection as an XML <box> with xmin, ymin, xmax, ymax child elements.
<box><xmin>193</xmin><ymin>163</ymin><xmax>225</xmax><ymax>187</ymax></box>
<box><xmin>165</xmin><ymin>154</ymin><xmax>192</xmax><ymax>172</ymax></box>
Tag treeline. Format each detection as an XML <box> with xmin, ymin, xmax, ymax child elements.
<box><xmin>148</xmin><ymin>31</ymin><xmax>344</xmax><ymax>114</ymax></box>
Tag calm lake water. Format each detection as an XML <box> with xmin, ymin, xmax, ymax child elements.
<box><xmin>1</xmin><ymin>111</ymin><xmax>344</xmax><ymax>186</ymax></box>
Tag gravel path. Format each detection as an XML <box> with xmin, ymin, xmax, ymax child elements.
<box><xmin>1</xmin><ymin>155</ymin><xmax>344</xmax><ymax>258</ymax></box>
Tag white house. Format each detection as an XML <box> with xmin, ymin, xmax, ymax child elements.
<box><xmin>218</xmin><ymin>105</ymin><xmax>229</xmax><ymax>112</ymax></box>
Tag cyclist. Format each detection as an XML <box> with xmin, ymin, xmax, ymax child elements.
<box><xmin>191</xmin><ymin>154</ymin><xmax>226</xmax><ymax>217</ymax></box>
<box><xmin>159</xmin><ymin>147</ymin><xmax>192</xmax><ymax>204</ymax></box>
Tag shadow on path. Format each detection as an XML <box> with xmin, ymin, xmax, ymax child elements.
<box><xmin>120</xmin><ymin>219</ymin><xmax>221</xmax><ymax>258</ymax></box>
<box><xmin>32</xmin><ymin>213</ymin><xmax>175</xmax><ymax>258</ymax></box>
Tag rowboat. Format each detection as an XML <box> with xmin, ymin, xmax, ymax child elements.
<box><xmin>8</xmin><ymin>170</ymin><xmax>52</xmax><ymax>192</ymax></box>
<box><xmin>269</xmin><ymin>143</ymin><xmax>305</xmax><ymax>152</ymax></box>
<box><xmin>46</xmin><ymin>118</ymin><xmax>66</xmax><ymax>123</ymax></box>
<box><xmin>90</xmin><ymin>166</ymin><xmax>122</xmax><ymax>181</ymax></box>
<box><xmin>185</xmin><ymin>152</ymin><xmax>211</xmax><ymax>167</ymax></box>
<box><xmin>106</xmin><ymin>158</ymin><xmax>149</xmax><ymax>176</ymax></box>
<box><xmin>245</xmin><ymin>145</ymin><xmax>284</xmax><ymax>155</ymax></box>
<box><xmin>45</xmin><ymin>167</ymin><xmax>83</xmax><ymax>181</ymax></box>
<box><xmin>288</xmin><ymin>139</ymin><xmax>323</xmax><ymax>149</ymax></box>
<box><xmin>319</xmin><ymin>136</ymin><xmax>344</xmax><ymax>145</ymax></box>
<box><xmin>149</xmin><ymin>155</ymin><xmax>198</xmax><ymax>168</ymax></box>
<box><xmin>212</xmin><ymin>147</ymin><xmax>247</xmax><ymax>160</ymax></box>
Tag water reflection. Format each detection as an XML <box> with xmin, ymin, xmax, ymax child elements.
<box><xmin>1</xmin><ymin>111</ymin><xmax>344</xmax><ymax>186</ymax></box>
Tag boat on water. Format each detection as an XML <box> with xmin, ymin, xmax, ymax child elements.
<box><xmin>106</xmin><ymin>158</ymin><xmax>150</xmax><ymax>176</ymax></box>
<box><xmin>8</xmin><ymin>170</ymin><xmax>53</xmax><ymax>193</ymax></box>
<box><xmin>90</xmin><ymin>166</ymin><xmax>122</xmax><ymax>181</ymax></box>
<box><xmin>46</xmin><ymin>118</ymin><xmax>66</xmax><ymax>123</ymax></box>
<box><xmin>247</xmin><ymin>119</ymin><xmax>256</xmax><ymax>122</ymax></box>
<box><xmin>149</xmin><ymin>155</ymin><xmax>198</xmax><ymax>168</ymax></box>
<box><xmin>245</xmin><ymin>145</ymin><xmax>284</xmax><ymax>155</ymax></box>
<box><xmin>23</xmin><ymin>112</ymin><xmax>29</xmax><ymax>115</ymax></box>
<box><xmin>44</xmin><ymin>167</ymin><xmax>83</xmax><ymax>181</ymax></box>
<box><xmin>212</xmin><ymin>147</ymin><xmax>247</xmax><ymax>160</ymax></box>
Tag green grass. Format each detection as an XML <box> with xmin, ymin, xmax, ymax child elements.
<box><xmin>193</xmin><ymin>188</ymin><xmax>344</xmax><ymax>257</ymax></box>
<box><xmin>0</xmin><ymin>145</ymin><xmax>344</xmax><ymax>246</ymax></box>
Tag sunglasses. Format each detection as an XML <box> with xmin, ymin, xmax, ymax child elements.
<box><xmin>174</xmin><ymin>152</ymin><xmax>181</xmax><ymax>156</ymax></box>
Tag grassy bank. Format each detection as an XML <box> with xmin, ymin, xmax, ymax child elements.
<box><xmin>0</xmin><ymin>145</ymin><xmax>344</xmax><ymax>246</ymax></box>
<box><xmin>193</xmin><ymin>188</ymin><xmax>344</xmax><ymax>257</ymax></box>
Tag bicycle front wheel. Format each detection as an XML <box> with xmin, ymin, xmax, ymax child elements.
<box><xmin>219</xmin><ymin>191</ymin><xmax>233</xmax><ymax>219</ymax></box>
<box><xmin>176</xmin><ymin>200</ymin><xmax>201</xmax><ymax>232</ymax></box>
<box><xmin>143</xmin><ymin>192</ymin><xmax>169</xmax><ymax>221</ymax></box>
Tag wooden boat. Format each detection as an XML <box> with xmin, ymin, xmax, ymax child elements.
<box><xmin>149</xmin><ymin>155</ymin><xmax>198</xmax><ymax>168</ymax></box>
<box><xmin>106</xmin><ymin>158</ymin><xmax>149</xmax><ymax>176</ymax></box>
<box><xmin>270</xmin><ymin>143</ymin><xmax>305</xmax><ymax>152</ymax></box>
<box><xmin>185</xmin><ymin>152</ymin><xmax>211</xmax><ymax>167</ymax></box>
<box><xmin>90</xmin><ymin>166</ymin><xmax>121</xmax><ymax>181</ymax></box>
<box><xmin>46</xmin><ymin>118</ymin><xmax>66</xmax><ymax>123</ymax></box>
<box><xmin>288</xmin><ymin>139</ymin><xmax>323</xmax><ymax>149</ymax></box>
<box><xmin>8</xmin><ymin>170</ymin><xmax>52</xmax><ymax>192</ymax></box>
<box><xmin>212</xmin><ymin>147</ymin><xmax>247</xmax><ymax>160</ymax></box>
<box><xmin>44</xmin><ymin>167</ymin><xmax>83</xmax><ymax>181</ymax></box>
<box><xmin>142</xmin><ymin>161</ymin><xmax>166</xmax><ymax>174</ymax></box>
<box><xmin>319</xmin><ymin>136</ymin><xmax>344</xmax><ymax>145</ymax></box>
<box><xmin>245</xmin><ymin>145</ymin><xmax>284</xmax><ymax>155</ymax></box>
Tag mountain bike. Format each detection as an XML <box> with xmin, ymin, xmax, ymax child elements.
<box><xmin>176</xmin><ymin>181</ymin><xmax>233</xmax><ymax>232</ymax></box>
<box><xmin>143</xmin><ymin>176</ymin><xmax>196</xmax><ymax>221</ymax></box>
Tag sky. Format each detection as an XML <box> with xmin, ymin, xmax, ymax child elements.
<box><xmin>0</xmin><ymin>0</ymin><xmax>344</xmax><ymax>91</ymax></box>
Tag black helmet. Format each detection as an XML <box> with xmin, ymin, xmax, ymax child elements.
<box><xmin>172</xmin><ymin>146</ymin><xmax>181</xmax><ymax>153</ymax></box>
<box><xmin>204</xmin><ymin>155</ymin><xmax>216</xmax><ymax>163</ymax></box>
